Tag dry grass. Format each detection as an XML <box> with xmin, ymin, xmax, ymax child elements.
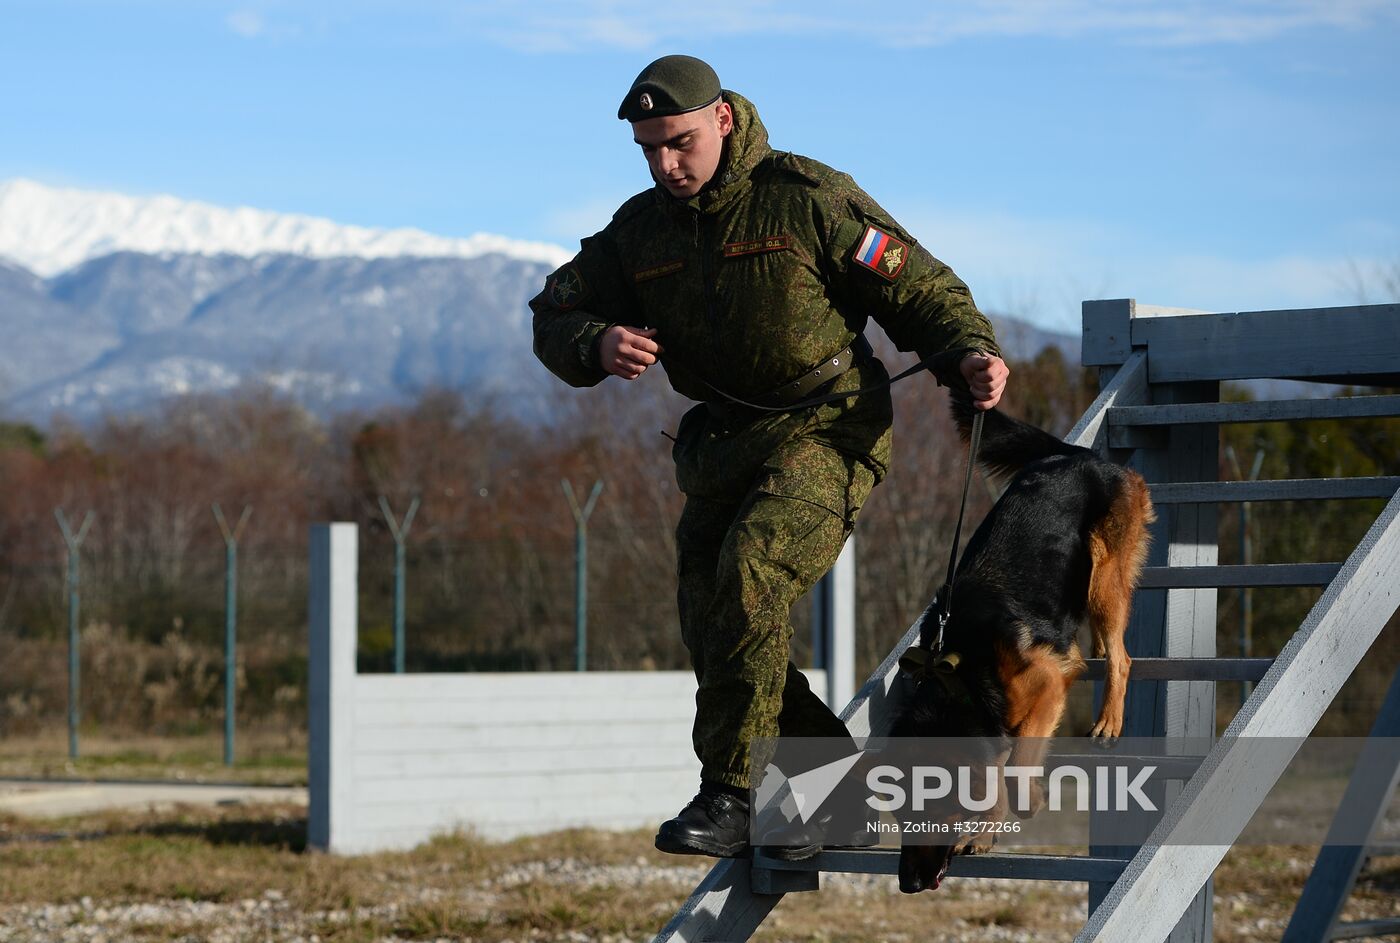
<box><xmin>1213</xmin><ymin>844</ymin><xmax>1400</xmax><ymax>941</ymax></box>
<box><xmin>0</xmin><ymin>802</ymin><xmax>1395</xmax><ymax>942</ymax></box>
<box><xmin>0</xmin><ymin>728</ymin><xmax>306</xmax><ymax>786</ymax></box>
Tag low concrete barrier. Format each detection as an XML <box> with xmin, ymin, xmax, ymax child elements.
<box><xmin>307</xmin><ymin>523</ymin><xmax>829</xmax><ymax>853</ymax></box>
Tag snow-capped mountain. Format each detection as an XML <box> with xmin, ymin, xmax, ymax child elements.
<box><xmin>0</xmin><ymin>179</ymin><xmax>570</xmax><ymax>278</ymax></box>
<box><xmin>2</xmin><ymin>250</ymin><xmax>566</xmax><ymax>423</ymax></box>
<box><xmin>0</xmin><ymin>179</ymin><xmax>576</xmax><ymax>424</ymax></box>
<box><xmin>0</xmin><ymin>179</ymin><xmax>1076</xmax><ymax>427</ymax></box>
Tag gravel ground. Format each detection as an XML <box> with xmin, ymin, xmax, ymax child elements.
<box><xmin>0</xmin><ymin>856</ymin><xmax>1099</xmax><ymax>943</ymax></box>
<box><xmin>0</xmin><ymin>817</ymin><xmax>1393</xmax><ymax>943</ymax></box>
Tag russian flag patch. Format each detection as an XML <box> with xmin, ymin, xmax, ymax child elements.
<box><xmin>852</xmin><ymin>224</ymin><xmax>909</xmax><ymax>280</ymax></box>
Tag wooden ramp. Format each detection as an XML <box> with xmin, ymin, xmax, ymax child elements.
<box><xmin>652</xmin><ymin>300</ymin><xmax>1400</xmax><ymax>943</ymax></box>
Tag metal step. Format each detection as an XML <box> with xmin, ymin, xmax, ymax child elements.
<box><xmin>1140</xmin><ymin>563</ymin><xmax>1340</xmax><ymax>588</ymax></box>
<box><xmin>1149</xmin><ymin>477</ymin><xmax>1400</xmax><ymax>505</ymax></box>
<box><xmin>753</xmin><ymin>847</ymin><xmax>1128</xmax><ymax>883</ymax></box>
<box><xmin>1082</xmin><ymin>657</ymin><xmax>1272</xmax><ymax>682</ymax></box>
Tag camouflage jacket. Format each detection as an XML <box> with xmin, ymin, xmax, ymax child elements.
<box><xmin>531</xmin><ymin>91</ymin><xmax>999</xmax><ymax>500</ymax></box>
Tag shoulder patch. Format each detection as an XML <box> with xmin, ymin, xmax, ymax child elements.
<box><xmin>851</xmin><ymin>225</ymin><xmax>908</xmax><ymax>281</ymax></box>
<box><xmin>548</xmin><ymin>266</ymin><xmax>587</xmax><ymax>309</ymax></box>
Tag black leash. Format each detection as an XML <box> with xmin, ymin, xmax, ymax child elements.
<box><xmin>701</xmin><ymin>348</ymin><xmax>949</xmax><ymax>414</ymax></box>
<box><xmin>899</xmin><ymin>408</ymin><xmax>985</xmax><ymax>678</ymax></box>
<box><xmin>935</xmin><ymin>408</ymin><xmax>984</xmax><ymax>651</ymax></box>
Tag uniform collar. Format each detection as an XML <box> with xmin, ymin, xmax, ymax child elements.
<box><xmin>658</xmin><ymin>90</ymin><xmax>771</xmax><ymax>216</ymax></box>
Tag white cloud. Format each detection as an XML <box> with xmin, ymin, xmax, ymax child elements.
<box><xmin>898</xmin><ymin>202</ymin><xmax>1398</xmax><ymax>332</ymax></box>
<box><xmin>225</xmin><ymin>9</ymin><xmax>265</xmax><ymax>39</ymax></box>
<box><xmin>485</xmin><ymin>16</ymin><xmax>658</xmax><ymax>54</ymax></box>
<box><xmin>449</xmin><ymin>0</ymin><xmax>1399</xmax><ymax>52</ymax></box>
<box><xmin>222</xmin><ymin>7</ymin><xmax>305</xmax><ymax>41</ymax></box>
<box><xmin>891</xmin><ymin>0</ymin><xmax>1400</xmax><ymax>47</ymax></box>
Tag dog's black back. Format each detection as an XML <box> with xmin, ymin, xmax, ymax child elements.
<box><xmin>892</xmin><ymin>397</ymin><xmax>1155</xmax><ymax>893</ymax></box>
<box><xmin>894</xmin><ymin>399</ymin><xmax>1143</xmax><ymax>740</ymax></box>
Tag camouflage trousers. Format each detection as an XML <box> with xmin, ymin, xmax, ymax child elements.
<box><xmin>675</xmin><ymin>437</ymin><xmax>877</xmax><ymax>790</ymax></box>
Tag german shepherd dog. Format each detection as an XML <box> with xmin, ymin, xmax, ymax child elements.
<box><xmin>891</xmin><ymin>397</ymin><xmax>1155</xmax><ymax>893</ymax></box>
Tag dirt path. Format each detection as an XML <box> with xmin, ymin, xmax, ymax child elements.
<box><xmin>0</xmin><ymin>778</ymin><xmax>306</xmax><ymax>818</ymax></box>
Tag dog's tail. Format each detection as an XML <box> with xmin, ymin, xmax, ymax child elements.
<box><xmin>950</xmin><ymin>392</ymin><xmax>1087</xmax><ymax>482</ymax></box>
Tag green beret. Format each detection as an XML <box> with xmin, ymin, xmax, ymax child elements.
<box><xmin>617</xmin><ymin>55</ymin><xmax>721</xmax><ymax>122</ymax></box>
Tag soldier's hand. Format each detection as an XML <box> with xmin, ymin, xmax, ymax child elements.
<box><xmin>960</xmin><ymin>352</ymin><xmax>1008</xmax><ymax>410</ymax></box>
<box><xmin>600</xmin><ymin>325</ymin><xmax>664</xmax><ymax>380</ymax></box>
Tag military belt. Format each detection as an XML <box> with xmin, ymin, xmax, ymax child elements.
<box><xmin>747</xmin><ymin>335</ymin><xmax>874</xmax><ymax>409</ymax></box>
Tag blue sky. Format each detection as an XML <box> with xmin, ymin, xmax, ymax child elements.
<box><xmin>3</xmin><ymin>0</ymin><xmax>1398</xmax><ymax>331</ymax></box>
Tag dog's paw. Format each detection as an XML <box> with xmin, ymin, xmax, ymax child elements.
<box><xmin>951</xmin><ymin>828</ymin><xmax>997</xmax><ymax>856</ymax></box>
<box><xmin>1012</xmin><ymin>778</ymin><xmax>1046</xmax><ymax>819</ymax></box>
<box><xmin>1087</xmin><ymin>718</ymin><xmax>1122</xmax><ymax>747</ymax></box>
<box><xmin>967</xmin><ymin>831</ymin><xmax>997</xmax><ymax>855</ymax></box>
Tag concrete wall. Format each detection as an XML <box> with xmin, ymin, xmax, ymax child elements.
<box><xmin>308</xmin><ymin>523</ymin><xmax>831</xmax><ymax>853</ymax></box>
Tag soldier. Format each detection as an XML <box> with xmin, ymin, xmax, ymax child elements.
<box><xmin>531</xmin><ymin>55</ymin><xmax>1008</xmax><ymax>859</ymax></box>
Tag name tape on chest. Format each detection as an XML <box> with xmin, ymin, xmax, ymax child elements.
<box><xmin>722</xmin><ymin>235</ymin><xmax>790</xmax><ymax>258</ymax></box>
<box><xmin>633</xmin><ymin>259</ymin><xmax>686</xmax><ymax>282</ymax></box>
<box><xmin>852</xmin><ymin>225</ymin><xmax>908</xmax><ymax>280</ymax></box>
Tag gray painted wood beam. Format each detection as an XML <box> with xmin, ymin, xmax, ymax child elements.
<box><xmin>1129</xmin><ymin>304</ymin><xmax>1400</xmax><ymax>384</ymax></box>
<box><xmin>753</xmin><ymin>849</ymin><xmax>1130</xmax><ymax>883</ymax></box>
<box><xmin>1139</xmin><ymin>564</ymin><xmax>1340</xmax><ymax>588</ymax></box>
<box><xmin>651</xmin><ymin>859</ymin><xmax>778</xmax><ymax>942</ymax></box>
<box><xmin>1080</xmin><ymin>657</ymin><xmax>1273</xmax><ymax>682</ymax></box>
<box><xmin>1329</xmin><ymin>919</ymin><xmax>1400</xmax><ymax>940</ymax></box>
<box><xmin>1111</xmin><ymin>394</ymin><xmax>1400</xmax><ymax>427</ymax></box>
<box><xmin>1089</xmin><ymin>376</ymin><xmax>1221</xmax><ymax>942</ymax></box>
<box><xmin>1147</xmin><ymin>478</ymin><xmax>1400</xmax><ymax>504</ymax></box>
<box><xmin>1066</xmin><ymin>350</ymin><xmax>1150</xmax><ymax>454</ymax></box>
<box><xmin>1280</xmin><ymin>666</ymin><xmax>1400</xmax><ymax>943</ymax></box>
<box><xmin>1075</xmin><ymin>489</ymin><xmax>1400</xmax><ymax>943</ymax></box>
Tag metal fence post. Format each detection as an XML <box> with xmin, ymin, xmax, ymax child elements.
<box><xmin>378</xmin><ymin>496</ymin><xmax>419</xmax><ymax>674</ymax></box>
<box><xmin>212</xmin><ymin>504</ymin><xmax>252</xmax><ymax>766</ymax></box>
<box><xmin>53</xmin><ymin>509</ymin><xmax>94</xmax><ymax>760</ymax></box>
<box><xmin>1226</xmin><ymin>446</ymin><xmax>1265</xmax><ymax>707</ymax></box>
<box><xmin>562</xmin><ymin>480</ymin><xmax>603</xmax><ymax>671</ymax></box>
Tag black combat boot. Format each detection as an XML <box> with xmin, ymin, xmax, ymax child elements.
<box><xmin>757</xmin><ymin>765</ymin><xmax>880</xmax><ymax>861</ymax></box>
<box><xmin>654</xmin><ymin>782</ymin><xmax>750</xmax><ymax>858</ymax></box>
<box><xmin>758</xmin><ymin>817</ymin><xmax>824</xmax><ymax>861</ymax></box>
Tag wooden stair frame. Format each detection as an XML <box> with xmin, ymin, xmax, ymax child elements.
<box><xmin>653</xmin><ymin>300</ymin><xmax>1400</xmax><ymax>943</ymax></box>
<box><xmin>1279</xmin><ymin>666</ymin><xmax>1400</xmax><ymax>942</ymax></box>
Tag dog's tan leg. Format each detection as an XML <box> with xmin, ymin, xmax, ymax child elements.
<box><xmin>1087</xmin><ymin>473</ymin><xmax>1154</xmax><ymax>743</ymax></box>
<box><xmin>954</xmin><ymin>748</ymin><xmax>1012</xmax><ymax>855</ymax></box>
<box><xmin>1087</xmin><ymin>530</ymin><xmax>1130</xmax><ymax>742</ymax></box>
<box><xmin>1001</xmin><ymin>643</ymin><xmax>1080</xmax><ymax>817</ymax></box>
<box><xmin>1089</xmin><ymin>633</ymin><xmax>1131</xmax><ymax>743</ymax></box>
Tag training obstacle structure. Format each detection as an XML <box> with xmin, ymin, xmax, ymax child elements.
<box><xmin>653</xmin><ymin>300</ymin><xmax>1400</xmax><ymax>943</ymax></box>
